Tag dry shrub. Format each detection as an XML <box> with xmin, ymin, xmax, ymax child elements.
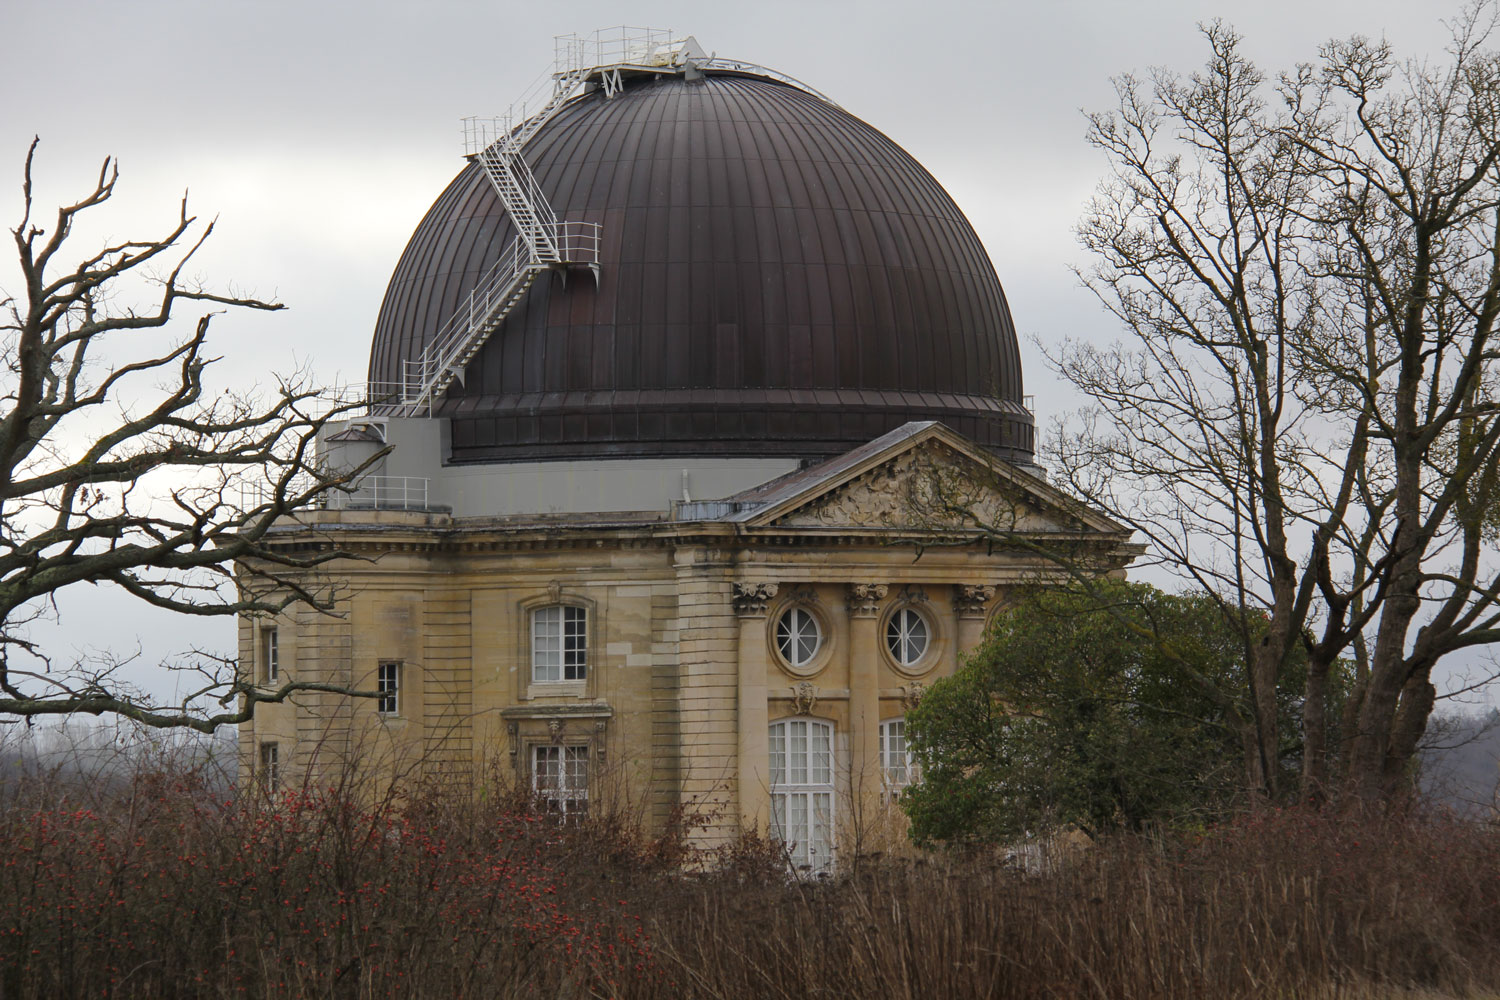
<box><xmin>0</xmin><ymin>752</ymin><xmax>661</xmax><ymax>999</ymax></box>
<box><xmin>641</xmin><ymin>806</ymin><xmax>1500</xmax><ymax>1000</ymax></box>
<box><xmin>1</xmin><ymin>739</ymin><xmax>1497</xmax><ymax>1000</ymax></box>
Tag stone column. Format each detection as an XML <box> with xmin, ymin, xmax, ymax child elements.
<box><xmin>846</xmin><ymin>583</ymin><xmax>888</xmax><ymax>810</ymax></box>
<box><xmin>734</xmin><ymin>582</ymin><xmax>778</xmax><ymax>832</ymax></box>
<box><xmin>955</xmin><ymin>584</ymin><xmax>996</xmax><ymax>657</ymax></box>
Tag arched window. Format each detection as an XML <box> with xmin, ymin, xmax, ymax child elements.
<box><xmin>885</xmin><ymin>607</ymin><xmax>929</xmax><ymax>666</ymax></box>
<box><xmin>532</xmin><ymin>605</ymin><xmax>587</xmax><ymax>682</ymax></box>
<box><xmin>775</xmin><ymin>607</ymin><xmax>822</xmax><ymax>668</ymax></box>
<box><xmin>769</xmin><ymin>718</ymin><xmax>835</xmax><ymax>872</ymax></box>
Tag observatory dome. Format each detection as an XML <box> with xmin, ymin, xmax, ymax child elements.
<box><xmin>370</xmin><ymin>70</ymin><xmax>1033</xmax><ymax>465</ymax></box>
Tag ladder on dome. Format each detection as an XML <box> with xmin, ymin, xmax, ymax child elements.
<box><xmin>400</xmin><ymin>28</ymin><xmax>708</xmax><ymax>415</ymax></box>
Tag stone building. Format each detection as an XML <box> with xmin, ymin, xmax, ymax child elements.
<box><xmin>239</xmin><ymin>33</ymin><xmax>1136</xmax><ymax>867</ymax></box>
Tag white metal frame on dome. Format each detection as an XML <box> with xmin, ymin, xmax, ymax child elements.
<box><xmin>396</xmin><ymin>27</ymin><xmax>838</xmax><ymax>416</ymax></box>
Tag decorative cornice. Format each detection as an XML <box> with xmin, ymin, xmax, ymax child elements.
<box><xmin>845</xmin><ymin>582</ymin><xmax>889</xmax><ymax>618</ymax></box>
<box><xmin>733</xmin><ymin>582</ymin><xmax>779</xmax><ymax>617</ymax></box>
<box><xmin>499</xmin><ymin>703</ymin><xmax>614</xmax><ymax>721</ymax></box>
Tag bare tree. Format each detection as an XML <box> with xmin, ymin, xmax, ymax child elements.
<box><xmin>1050</xmin><ymin>7</ymin><xmax>1500</xmax><ymax>801</ymax></box>
<box><xmin>0</xmin><ymin>140</ymin><xmax>383</xmax><ymax>732</ymax></box>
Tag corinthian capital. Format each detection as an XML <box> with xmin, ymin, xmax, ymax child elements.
<box><xmin>955</xmin><ymin>584</ymin><xmax>996</xmax><ymax>618</ymax></box>
<box><xmin>733</xmin><ymin>582</ymin><xmax>779</xmax><ymax>617</ymax></box>
<box><xmin>845</xmin><ymin>582</ymin><xmax>889</xmax><ymax>618</ymax></box>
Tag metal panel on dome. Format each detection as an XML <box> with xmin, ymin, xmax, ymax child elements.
<box><xmin>370</xmin><ymin>71</ymin><xmax>1033</xmax><ymax>464</ymax></box>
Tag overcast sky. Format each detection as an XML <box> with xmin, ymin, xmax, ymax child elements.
<box><xmin>3</xmin><ymin>0</ymin><xmax>1494</xmax><ymax>711</ymax></box>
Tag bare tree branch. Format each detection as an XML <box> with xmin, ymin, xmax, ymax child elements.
<box><xmin>0</xmin><ymin>140</ymin><xmax>389</xmax><ymax>729</ymax></box>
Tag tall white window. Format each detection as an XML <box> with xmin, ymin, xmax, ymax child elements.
<box><xmin>262</xmin><ymin>627</ymin><xmax>279</xmax><ymax>683</ymax></box>
<box><xmin>532</xmin><ymin>745</ymin><xmax>588</xmax><ymax>818</ymax></box>
<box><xmin>769</xmin><ymin>718</ymin><xmax>835</xmax><ymax>872</ymax></box>
<box><xmin>885</xmin><ymin>608</ymin><xmax>929</xmax><ymax>666</ymax></box>
<box><xmin>532</xmin><ymin>606</ymin><xmax>587</xmax><ymax>682</ymax></box>
<box><xmin>376</xmin><ymin>661</ymin><xmax>400</xmax><ymax>715</ymax></box>
<box><xmin>259</xmin><ymin>741</ymin><xmax>280</xmax><ymax>790</ymax></box>
<box><xmin>879</xmin><ymin>718</ymin><xmax>916</xmax><ymax>792</ymax></box>
<box><xmin>775</xmin><ymin>607</ymin><xmax>821</xmax><ymax>668</ymax></box>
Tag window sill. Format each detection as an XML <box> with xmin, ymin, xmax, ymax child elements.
<box><xmin>525</xmin><ymin>681</ymin><xmax>588</xmax><ymax>701</ymax></box>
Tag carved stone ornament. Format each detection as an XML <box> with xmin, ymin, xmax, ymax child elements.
<box><xmin>506</xmin><ymin>722</ymin><xmax>519</xmax><ymax>758</ymax></box>
<box><xmin>792</xmin><ymin>681</ymin><xmax>819</xmax><ymax>716</ymax></box>
<box><xmin>845</xmin><ymin>582</ymin><xmax>889</xmax><ymax>618</ymax></box>
<box><xmin>733</xmin><ymin>581</ymin><xmax>779</xmax><ymax>617</ymax></box>
<box><xmin>546</xmin><ymin>579</ymin><xmax>563</xmax><ymax>604</ymax></box>
<box><xmin>955</xmin><ymin>584</ymin><xmax>996</xmax><ymax>618</ymax></box>
<box><xmin>901</xmin><ymin>682</ymin><xmax>926</xmax><ymax>711</ymax></box>
<box><xmin>594</xmin><ymin>720</ymin><xmax>608</xmax><ymax>760</ymax></box>
<box><xmin>547</xmin><ymin>718</ymin><xmax>564</xmax><ymax>743</ymax></box>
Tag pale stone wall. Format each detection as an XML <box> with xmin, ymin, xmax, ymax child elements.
<box><xmin>237</xmin><ymin>423</ymin><xmax>1138</xmax><ymax>864</ymax></box>
<box><xmin>241</xmin><ymin>528</ymin><xmax>1018</xmax><ymax>857</ymax></box>
<box><xmin>671</xmin><ymin>547</ymin><xmax>740</xmax><ymax>848</ymax></box>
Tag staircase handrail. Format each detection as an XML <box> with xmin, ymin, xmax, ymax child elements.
<box><xmin>475</xmin><ymin>134</ymin><xmax>561</xmax><ymax>242</ymax></box>
<box><xmin>401</xmin><ymin>222</ymin><xmax>602</xmax><ymax>413</ymax></box>
<box><xmin>418</xmin><ymin>233</ymin><xmax>533</xmax><ymax>397</ymax></box>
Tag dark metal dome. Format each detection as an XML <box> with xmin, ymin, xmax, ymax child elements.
<box><xmin>370</xmin><ymin>71</ymin><xmax>1033</xmax><ymax>464</ymax></box>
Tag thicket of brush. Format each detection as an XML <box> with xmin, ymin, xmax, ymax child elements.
<box><xmin>1</xmin><ymin>733</ymin><xmax>1497</xmax><ymax>999</ymax></box>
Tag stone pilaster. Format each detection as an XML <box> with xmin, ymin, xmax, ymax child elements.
<box><xmin>955</xmin><ymin>584</ymin><xmax>995</xmax><ymax>655</ymax></box>
<box><xmin>673</xmin><ymin>548</ymin><xmax>740</xmax><ymax>848</ymax></box>
<box><xmin>846</xmin><ymin>583</ymin><xmax>888</xmax><ymax>808</ymax></box>
<box><xmin>734</xmin><ymin>582</ymin><xmax>778</xmax><ymax>831</ymax></box>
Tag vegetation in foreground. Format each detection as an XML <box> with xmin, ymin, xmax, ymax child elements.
<box><xmin>0</xmin><ymin>741</ymin><xmax>1497</xmax><ymax>999</ymax></box>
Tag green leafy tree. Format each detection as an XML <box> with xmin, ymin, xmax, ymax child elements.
<box><xmin>902</xmin><ymin>582</ymin><xmax>1298</xmax><ymax>845</ymax></box>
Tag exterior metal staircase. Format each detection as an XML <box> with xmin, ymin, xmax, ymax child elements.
<box><xmin>401</xmin><ymin>60</ymin><xmax>607</xmax><ymax>413</ymax></box>
<box><xmin>399</xmin><ymin>28</ymin><xmax>764</xmax><ymax>415</ymax></box>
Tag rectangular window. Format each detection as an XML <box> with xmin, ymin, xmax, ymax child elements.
<box><xmin>377</xmin><ymin>661</ymin><xmax>400</xmax><ymax>715</ymax></box>
<box><xmin>769</xmin><ymin>719</ymin><xmax>835</xmax><ymax>872</ymax></box>
<box><xmin>259</xmin><ymin>741</ymin><xmax>280</xmax><ymax>790</ymax></box>
<box><xmin>532</xmin><ymin>606</ymin><xmax>587</xmax><ymax>682</ymax></box>
<box><xmin>262</xmin><ymin>627</ymin><xmax>279</xmax><ymax>684</ymax></box>
<box><xmin>880</xmin><ymin>718</ymin><xmax>916</xmax><ymax>792</ymax></box>
<box><xmin>532</xmin><ymin>745</ymin><xmax>588</xmax><ymax>819</ymax></box>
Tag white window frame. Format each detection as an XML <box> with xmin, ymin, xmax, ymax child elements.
<box><xmin>258</xmin><ymin>741</ymin><xmax>280</xmax><ymax>790</ymax></box>
<box><xmin>376</xmin><ymin>661</ymin><xmax>400</xmax><ymax>715</ymax></box>
<box><xmin>532</xmin><ymin>744</ymin><xmax>589</xmax><ymax>819</ymax></box>
<box><xmin>774</xmin><ymin>607</ymin><xmax>822</xmax><ymax>669</ymax></box>
<box><xmin>531</xmin><ymin>605</ymin><xmax>588</xmax><ymax>683</ymax></box>
<box><xmin>769</xmin><ymin>718</ymin><xmax>835</xmax><ymax>872</ymax></box>
<box><xmin>879</xmin><ymin>718</ymin><xmax>917</xmax><ymax>793</ymax></box>
<box><xmin>262</xmin><ymin>627</ymin><xmax>279</xmax><ymax>684</ymax></box>
<box><xmin>885</xmin><ymin>607</ymin><xmax>930</xmax><ymax>667</ymax></box>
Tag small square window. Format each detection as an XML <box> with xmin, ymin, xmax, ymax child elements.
<box><xmin>259</xmin><ymin>741</ymin><xmax>280</xmax><ymax>790</ymax></box>
<box><xmin>532</xmin><ymin>605</ymin><xmax>587</xmax><ymax>682</ymax></box>
<box><xmin>262</xmin><ymin>627</ymin><xmax>279</xmax><ymax>684</ymax></box>
<box><xmin>377</xmin><ymin>661</ymin><xmax>400</xmax><ymax>715</ymax></box>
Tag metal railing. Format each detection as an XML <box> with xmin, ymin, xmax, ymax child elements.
<box><xmin>325</xmin><ymin>475</ymin><xmax>430</xmax><ymax>511</ymax></box>
<box><xmin>554</xmin><ymin>26</ymin><xmax>690</xmax><ymax>74</ymax></box>
<box><xmin>239</xmin><ymin>473</ymin><xmax>431</xmax><ymax>513</ymax></box>
<box><xmin>398</xmin><ymin>221</ymin><xmax>602</xmax><ymax>414</ymax></box>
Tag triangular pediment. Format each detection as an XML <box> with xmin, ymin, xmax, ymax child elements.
<box><xmin>735</xmin><ymin>423</ymin><xmax>1127</xmax><ymax>538</ymax></box>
